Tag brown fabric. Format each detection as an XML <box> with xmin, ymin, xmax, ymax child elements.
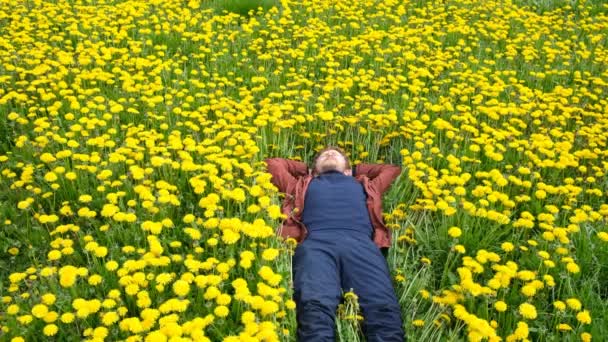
<box><xmin>264</xmin><ymin>158</ymin><xmax>402</xmax><ymax>249</ymax></box>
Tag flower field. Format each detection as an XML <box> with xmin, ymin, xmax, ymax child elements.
<box><xmin>1</xmin><ymin>0</ymin><xmax>607</xmax><ymax>340</ymax></box>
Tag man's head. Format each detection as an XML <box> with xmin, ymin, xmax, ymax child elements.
<box><xmin>310</xmin><ymin>146</ymin><xmax>351</xmax><ymax>176</ymax></box>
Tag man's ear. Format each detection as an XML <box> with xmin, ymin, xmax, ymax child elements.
<box><xmin>344</xmin><ymin>168</ymin><xmax>352</xmax><ymax>176</ymax></box>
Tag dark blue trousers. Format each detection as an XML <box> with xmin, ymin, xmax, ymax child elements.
<box><xmin>293</xmin><ymin>230</ymin><xmax>404</xmax><ymax>341</ymax></box>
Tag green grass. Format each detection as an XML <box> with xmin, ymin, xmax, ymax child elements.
<box><xmin>207</xmin><ymin>0</ymin><xmax>281</xmax><ymax>17</ymax></box>
<box><xmin>0</xmin><ymin>0</ymin><xmax>607</xmax><ymax>340</ymax></box>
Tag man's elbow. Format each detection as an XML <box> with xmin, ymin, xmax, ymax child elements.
<box><xmin>263</xmin><ymin>158</ymin><xmax>289</xmax><ymax>192</ymax></box>
<box><xmin>384</xmin><ymin>165</ymin><xmax>402</xmax><ymax>188</ymax></box>
<box><xmin>263</xmin><ymin>158</ymin><xmax>276</xmax><ymax>167</ymax></box>
<box><xmin>264</xmin><ymin>158</ymin><xmax>281</xmax><ymax>173</ymax></box>
<box><xmin>389</xmin><ymin>165</ymin><xmax>402</xmax><ymax>179</ymax></box>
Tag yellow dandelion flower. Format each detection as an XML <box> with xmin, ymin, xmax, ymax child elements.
<box><xmin>566</xmin><ymin>262</ymin><xmax>580</xmax><ymax>274</ymax></box>
<box><xmin>448</xmin><ymin>226</ymin><xmax>462</xmax><ymax>238</ymax></box>
<box><xmin>519</xmin><ymin>303</ymin><xmax>537</xmax><ymax>320</ymax></box>
<box><xmin>31</xmin><ymin>304</ymin><xmax>49</xmax><ymax>318</ymax></box>
<box><xmin>576</xmin><ymin>310</ymin><xmax>591</xmax><ymax>324</ymax></box>
<box><xmin>566</xmin><ymin>298</ymin><xmax>582</xmax><ymax>311</ymax></box>
<box><xmin>214</xmin><ymin>305</ymin><xmax>229</xmax><ymax>318</ymax></box>
<box><xmin>454</xmin><ymin>244</ymin><xmax>466</xmax><ymax>254</ymax></box>
<box><xmin>172</xmin><ymin>280</ymin><xmax>190</xmax><ymax>297</ymax></box>
<box><xmin>494</xmin><ymin>301</ymin><xmax>507</xmax><ymax>312</ymax></box>
<box><xmin>60</xmin><ymin>312</ymin><xmax>75</xmax><ymax>323</ymax></box>
<box><xmin>262</xmin><ymin>248</ymin><xmax>279</xmax><ymax>261</ymax></box>
<box><xmin>7</xmin><ymin>304</ymin><xmax>20</xmax><ymax>315</ymax></box>
<box><xmin>412</xmin><ymin>319</ymin><xmax>425</xmax><ymax>327</ymax></box>
<box><xmin>42</xmin><ymin>324</ymin><xmax>58</xmax><ymax>336</ymax></box>
<box><xmin>260</xmin><ymin>301</ymin><xmax>279</xmax><ymax>316</ymax></box>
<box><xmin>501</xmin><ymin>242</ymin><xmax>514</xmax><ymax>252</ymax></box>
<box><xmin>41</xmin><ymin>294</ymin><xmax>56</xmax><ymax>306</ymax></box>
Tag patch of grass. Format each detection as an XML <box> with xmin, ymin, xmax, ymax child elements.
<box><xmin>209</xmin><ymin>0</ymin><xmax>281</xmax><ymax>17</ymax></box>
<box><xmin>512</xmin><ymin>0</ymin><xmax>608</xmax><ymax>14</ymax></box>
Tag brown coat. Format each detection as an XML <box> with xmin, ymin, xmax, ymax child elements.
<box><xmin>264</xmin><ymin>158</ymin><xmax>402</xmax><ymax>249</ymax></box>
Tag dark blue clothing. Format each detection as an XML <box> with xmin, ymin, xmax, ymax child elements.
<box><xmin>301</xmin><ymin>170</ymin><xmax>373</xmax><ymax>237</ymax></box>
<box><xmin>293</xmin><ymin>232</ymin><xmax>404</xmax><ymax>341</ymax></box>
<box><xmin>294</xmin><ymin>170</ymin><xmax>404</xmax><ymax>341</ymax></box>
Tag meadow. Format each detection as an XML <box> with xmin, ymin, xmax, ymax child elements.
<box><xmin>0</xmin><ymin>0</ymin><xmax>607</xmax><ymax>341</ymax></box>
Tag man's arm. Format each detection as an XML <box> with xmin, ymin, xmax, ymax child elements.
<box><xmin>355</xmin><ymin>163</ymin><xmax>402</xmax><ymax>194</ymax></box>
<box><xmin>264</xmin><ymin>158</ymin><xmax>309</xmax><ymax>193</ymax></box>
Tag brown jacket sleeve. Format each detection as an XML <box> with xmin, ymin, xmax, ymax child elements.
<box><xmin>355</xmin><ymin>163</ymin><xmax>402</xmax><ymax>194</ymax></box>
<box><xmin>264</xmin><ymin>158</ymin><xmax>309</xmax><ymax>193</ymax></box>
